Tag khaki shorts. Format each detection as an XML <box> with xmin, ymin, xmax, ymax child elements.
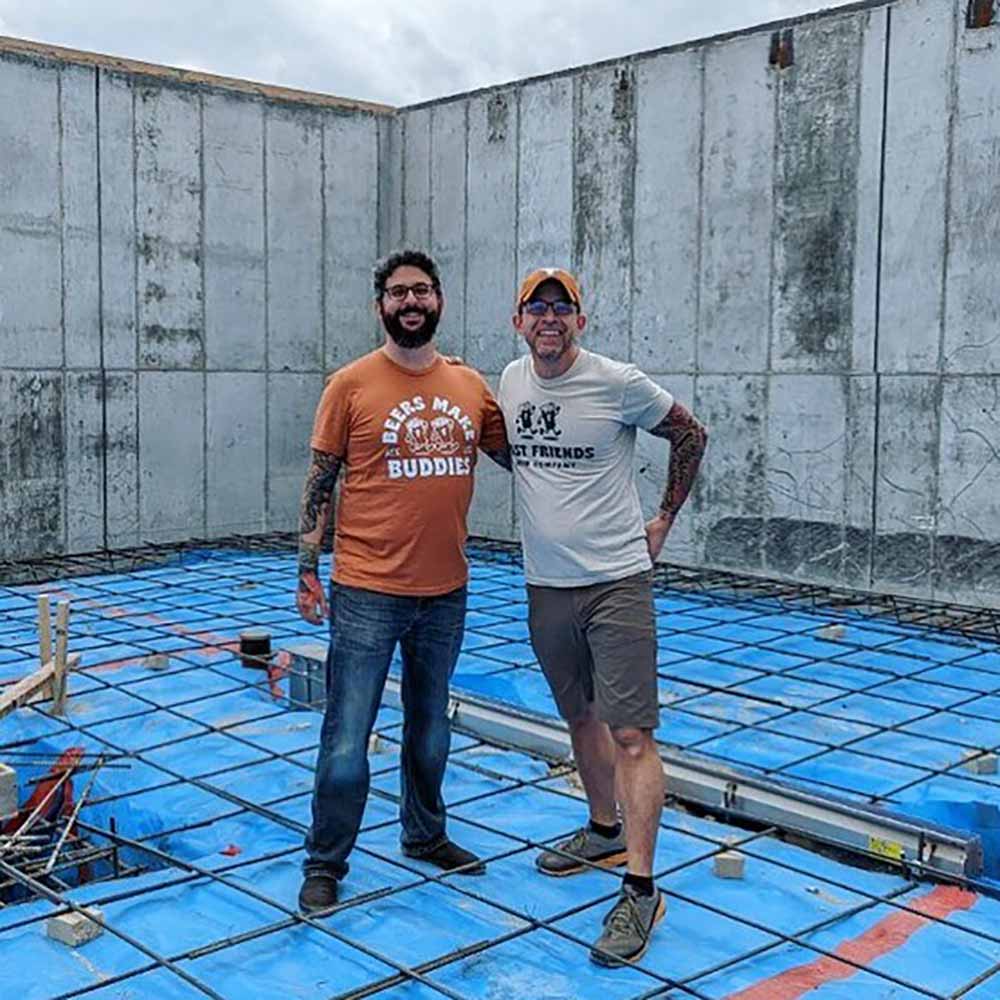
<box><xmin>526</xmin><ymin>570</ymin><xmax>659</xmax><ymax>730</ymax></box>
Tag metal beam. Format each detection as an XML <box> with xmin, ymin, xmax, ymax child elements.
<box><xmin>381</xmin><ymin>680</ymin><xmax>983</xmax><ymax>881</ymax></box>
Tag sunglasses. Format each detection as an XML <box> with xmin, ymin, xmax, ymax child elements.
<box><xmin>523</xmin><ymin>300</ymin><xmax>576</xmax><ymax>317</ymax></box>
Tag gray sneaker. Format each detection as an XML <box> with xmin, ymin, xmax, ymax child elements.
<box><xmin>536</xmin><ymin>825</ymin><xmax>628</xmax><ymax>877</ymax></box>
<box><xmin>590</xmin><ymin>885</ymin><xmax>666</xmax><ymax>966</ymax></box>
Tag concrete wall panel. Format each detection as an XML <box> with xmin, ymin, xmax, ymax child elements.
<box><xmin>267</xmin><ymin>373</ymin><xmax>323</xmax><ymax>530</ymax></box>
<box><xmin>207</xmin><ymin>372</ymin><xmax>266</xmax><ymax>536</ymax></box>
<box><xmin>772</xmin><ymin>15</ymin><xmax>865</xmax><ymax>374</ymax></box>
<box><xmin>466</xmin><ymin>91</ymin><xmax>518</xmax><ymax>374</ymax></box>
<box><xmin>0</xmin><ymin>58</ymin><xmax>62</xmax><ymax>369</ymax></box>
<box><xmin>265</xmin><ymin>110</ymin><xmax>323</xmax><ymax>371</ymax></box>
<box><xmin>203</xmin><ymin>94</ymin><xmax>266</xmax><ymax>371</ymax></box>
<box><xmin>97</xmin><ymin>71</ymin><xmax>137</xmax><ymax>370</ymax></box>
<box><xmin>937</xmin><ymin>376</ymin><xmax>1000</xmax><ymax>605</ymax></box>
<box><xmin>700</xmin><ymin>35</ymin><xmax>775</xmax><ymax>373</ymax></box>
<box><xmin>574</xmin><ymin>66</ymin><xmax>635</xmax><ymax>360</ymax></box>
<box><xmin>872</xmin><ymin>375</ymin><xmax>939</xmax><ymax>595</ymax></box>
<box><xmin>61</xmin><ymin>65</ymin><xmax>101</xmax><ymax>370</ymax></box>
<box><xmin>325</xmin><ymin>113</ymin><xmax>379</xmax><ymax>370</ymax></box>
<box><xmin>694</xmin><ymin>375</ymin><xmax>769</xmax><ymax>572</ymax></box>
<box><xmin>135</xmin><ymin>85</ymin><xmax>203</xmax><ymax>370</ymax></box>
<box><xmin>378</xmin><ymin>115</ymin><xmax>404</xmax><ymax>254</ymax></box>
<box><xmin>138</xmin><ymin>371</ymin><xmax>204</xmax><ymax>542</ymax></box>
<box><xmin>65</xmin><ymin>371</ymin><xmax>105</xmax><ymax>551</ymax></box>
<box><xmin>633</xmin><ymin>50</ymin><xmax>702</xmax><ymax>375</ymax></box>
<box><xmin>843</xmin><ymin>375</ymin><xmax>877</xmax><ymax>582</ymax></box>
<box><xmin>879</xmin><ymin>0</ymin><xmax>954</xmax><ymax>372</ymax></box>
<box><xmin>104</xmin><ymin>372</ymin><xmax>139</xmax><ymax>548</ymax></box>
<box><xmin>402</xmin><ymin>108</ymin><xmax>431</xmax><ymax>247</ymax></box>
<box><xmin>429</xmin><ymin>101</ymin><xmax>467</xmax><ymax>360</ymax></box>
<box><xmin>943</xmin><ymin>24</ymin><xmax>1000</xmax><ymax>374</ymax></box>
<box><xmin>517</xmin><ymin>77</ymin><xmax>573</xmax><ymax>272</ymax></box>
<box><xmin>765</xmin><ymin>375</ymin><xmax>848</xmax><ymax>583</ymax></box>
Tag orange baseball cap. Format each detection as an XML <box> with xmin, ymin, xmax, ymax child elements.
<box><xmin>516</xmin><ymin>267</ymin><xmax>582</xmax><ymax>308</ymax></box>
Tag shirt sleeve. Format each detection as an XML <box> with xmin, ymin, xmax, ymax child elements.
<box><xmin>621</xmin><ymin>365</ymin><xmax>674</xmax><ymax>430</ymax></box>
<box><xmin>310</xmin><ymin>371</ymin><xmax>351</xmax><ymax>456</ymax></box>
<box><xmin>479</xmin><ymin>379</ymin><xmax>510</xmax><ymax>451</ymax></box>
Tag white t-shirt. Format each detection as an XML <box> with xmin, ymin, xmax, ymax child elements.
<box><xmin>498</xmin><ymin>349</ymin><xmax>674</xmax><ymax>587</ymax></box>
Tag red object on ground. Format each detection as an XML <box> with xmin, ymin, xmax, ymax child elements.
<box><xmin>220</xmin><ymin>844</ymin><xmax>242</xmax><ymax>857</ymax></box>
<box><xmin>2</xmin><ymin>746</ymin><xmax>84</xmax><ymax>835</ymax></box>
<box><xmin>725</xmin><ymin>884</ymin><xmax>978</xmax><ymax>1000</ymax></box>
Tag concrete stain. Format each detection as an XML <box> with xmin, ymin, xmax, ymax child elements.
<box><xmin>486</xmin><ymin>93</ymin><xmax>508</xmax><ymax>144</ymax></box>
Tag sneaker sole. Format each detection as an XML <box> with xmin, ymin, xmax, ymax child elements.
<box><xmin>589</xmin><ymin>893</ymin><xmax>666</xmax><ymax>968</ymax></box>
<box><xmin>536</xmin><ymin>849</ymin><xmax>629</xmax><ymax>878</ymax></box>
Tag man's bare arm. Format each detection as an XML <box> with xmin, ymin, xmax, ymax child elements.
<box><xmin>296</xmin><ymin>450</ymin><xmax>342</xmax><ymax>623</ymax></box>
<box><xmin>644</xmin><ymin>402</ymin><xmax>708</xmax><ymax>559</ymax></box>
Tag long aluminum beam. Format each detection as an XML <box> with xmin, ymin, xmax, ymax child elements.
<box><xmin>382</xmin><ymin>679</ymin><xmax>983</xmax><ymax>881</ymax></box>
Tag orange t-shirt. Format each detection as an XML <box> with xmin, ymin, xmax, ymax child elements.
<box><xmin>310</xmin><ymin>349</ymin><xmax>508</xmax><ymax>596</ymax></box>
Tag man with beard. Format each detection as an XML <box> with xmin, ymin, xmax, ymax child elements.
<box><xmin>498</xmin><ymin>268</ymin><xmax>707</xmax><ymax>967</ymax></box>
<box><xmin>296</xmin><ymin>249</ymin><xmax>509</xmax><ymax>913</ymax></box>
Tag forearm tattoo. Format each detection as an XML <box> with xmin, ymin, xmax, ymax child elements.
<box><xmin>648</xmin><ymin>403</ymin><xmax>708</xmax><ymax>520</ymax></box>
<box><xmin>483</xmin><ymin>447</ymin><xmax>512</xmax><ymax>471</ymax></box>
<box><xmin>298</xmin><ymin>450</ymin><xmax>342</xmax><ymax>575</ymax></box>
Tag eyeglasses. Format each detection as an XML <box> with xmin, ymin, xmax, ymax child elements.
<box><xmin>523</xmin><ymin>300</ymin><xmax>576</xmax><ymax>317</ymax></box>
<box><xmin>384</xmin><ymin>282</ymin><xmax>436</xmax><ymax>301</ymax></box>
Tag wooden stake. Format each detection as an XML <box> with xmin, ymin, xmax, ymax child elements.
<box><xmin>37</xmin><ymin>594</ymin><xmax>52</xmax><ymax>669</ymax></box>
<box><xmin>0</xmin><ymin>654</ymin><xmax>80</xmax><ymax>722</ymax></box>
<box><xmin>53</xmin><ymin>600</ymin><xmax>70</xmax><ymax>715</ymax></box>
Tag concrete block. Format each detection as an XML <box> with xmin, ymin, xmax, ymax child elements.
<box><xmin>368</xmin><ymin>733</ymin><xmax>385</xmax><ymax>755</ymax></box>
<box><xmin>141</xmin><ymin>653</ymin><xmax>170</xmax><ymax>671</ymax></box>
<box><xmin>65</xmin><ymin>372</ymin><xmax>105</xmax><ymax>552</ymax></box>
<box><xmin>963</xmin><ymin>750</ymin><xmax>998</xmax><ymax>776</ymax></box>
<box><xmin>466</xmin><ymin>91</ymin><xmax>519</xmax><ymax>374</ymax></box>
<box><xmin>97</xmin><ymin>71</ymin><xmax>137</xmax><ymax>369</ymax></box>
<box><xmin>324</xmin><ymin>112</ymin><xmax>379</xmax><ymax>370</ymax></box>
<box><xmin>765</xmin><ymin>375</ymin><xmax>848</xmax><ymax>583</ymax></box>
<box><xmin>61</xmin><ymin>65</ymin><xmax>101</xmax><ymax>370</ymax></box>
<box><xmin>401</xmin><ymin>107</ymin><xmax>431</xmax><ymax>247</ymax></box>
<box><xmin>699</xmin><ymin>34</ymin><xmax>774</xmax><ymax>373</ymax></box>
<box><xmin>872</xmin><ymin>376</ymin><xmax>939</xmax><ymax>598</ymax></box>
<box><xmin>204</xmin><ymin>94</ymin><xmax>266</xmax><ymax>371</ymax></box>
<box><xmin>207</xmin><ymin>373</ymin><xmax>266</xmax><ymax>536</ymax></box>
<box><xmin>714</xmin><ymin>849</ymin><xmax>746</xmax><ymax>880</ymax></box>
<box><xmin>573</xmin><ymin>65</ymin><xmax>635</xmax><ymax>361</ymax></box>
<box><xmin>104</xmin><ymin>372</ymin><xmax>140</xmax><ymax>548</ymax></box>
<box><xmin>47</xmin><ymin>907</ymin><xmax>104</xmax><ymax>947</ymax></box>
<box><xmin>633</xmin><ymin>49</ymin><xmax>701</xmax><ymax>374</ymax></box>
<box><xmin>430</xmin><ymin>100</ymin><xmax>467</xmax><ymax>360</ymax></box>
<box><xmin>695</xmin><ymin>375</ymin><xmax>769</xmax><ymax>573</ymax></box>
<box><xmin>817</xmin><ymin>624</ymin><xmax>846</xmax><ymax>641</ymax></box>
<box><xmin>943</xmin><ymin>19</ymin><xmax>1000</xmax><ymax>374</ymax></box>
<box><xmin>267</xmin><ymin>373</ymin><xmax>323</xmax><ymax>531</ymax></box>
<box><xmin>266</xmin><ymin>109</ymin><xmax>323</xmax><ymax>371</ymax></box>
<box><xmin>517</xmin><ymin>77</ymin><xmax>573</xmax><ymax>270</ymax></box>
<box><xmin>139</xmin><ymin>372</ymin><xmax>204</xmax><ymax>542</ymax></box>
<box><xmin>135</xmin><ymin>84</ymin><xmax>204</xmax><ymax>369</ymax></box>
<box><xmin>0</xmin><ymin>762</ymin><xmax>17</xmax><ymax>822</ymax></box>
<box><xmin>285</xmin><ymin>639</ymin><xmax>327</xmax><ymax>709</ymax></box>
<box><xmin>879</xmin><ymin>0</ymin><xmax>954</xmax><ymax>372</ymax></box>
<box><xmin>378</xmin><ymin>114</ymin><xmax>403</xmax><ymax>254</ymax></box>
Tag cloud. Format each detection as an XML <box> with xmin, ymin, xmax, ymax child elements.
<box><xmin>0</xmin><ymin>0</ymin><xmax>854</xmax><ymax>106</ymax></box>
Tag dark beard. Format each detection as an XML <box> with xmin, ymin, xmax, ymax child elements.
<box><xmin>381</xmin><ymin>305</ymin><xmax>440</xmax><ymax>348</ymax></box>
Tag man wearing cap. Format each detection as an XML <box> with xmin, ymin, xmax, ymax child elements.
<box><xmin>295</xmin><ymin>249</ymin><xmax>510</xmax><ymax>914</ymax></box>
<box><xmin>498</xmin><ymin>268</ymin><xmax>708</xmax><ymax>966</ymax></box>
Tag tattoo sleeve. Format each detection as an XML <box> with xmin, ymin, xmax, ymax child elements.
<box><xmin>298</xmin><ymin>450</ymin><xmax>342</xmax><ymax>577</ymax></box>
<box><xmin>482</xmin><ymin>446</ymin><xmax>512</xmax><ymax>471</ymax></box>
<box><xmin>647</xmin><ymin>402</ymin><xmax>708</xmax><ymax>521</ymax></box>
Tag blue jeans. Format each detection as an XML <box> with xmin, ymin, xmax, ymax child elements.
<box><xmin>303</xmin><ymin>582</ymin><xmax>467</xmax><ymax>879</ymax></box>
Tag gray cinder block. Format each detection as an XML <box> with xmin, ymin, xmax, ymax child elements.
<box><xmin>283</xmin><ymin>640</ymin><xmax>328</xmax><ymax>710</ymax></box>
<box><xmin>47</xmin><ymin>907</ymin><xmax>104</xmax><ymax>946</ymax></box>
<box><xmin>713</xmin><ymin>850</ymin><xmax>746</xmax><ymax>880</ymax></box>
<box><xmin>963</xmin><ymin>750</ymin><xmax>998</xmax><ymax>775</ymax></box>
<box><xmin>0</xmin><ymin>763</ymin><xmax>17</xmax><ymax>822</ymax></box>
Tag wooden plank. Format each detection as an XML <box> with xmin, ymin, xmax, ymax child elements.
<box><xmin>0</xmin><ymin>653</ymin><xmax>80</xmax><ymax>722</ymax></box>
<box><xmin>53</xmin><ymin>600</ymin><xmax>70</xmax><ymax>715</ymax></box>
<box><xmin>37</xmin><ymin>594</ymin><xmax>52</xmax><ymax>668</ymax></box>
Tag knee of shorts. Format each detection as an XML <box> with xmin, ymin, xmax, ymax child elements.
<box><xmin>609</xmin><ymin>725</ymin><xmax>654</xmax><ymax>756</ymax></box>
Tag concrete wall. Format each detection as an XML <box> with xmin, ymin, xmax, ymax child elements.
<box><xmin>3</xmin><ymin>0</ymin><xmax>1000</xmax><ymax>609</ymax></box>
<box><xmin>0</xmin><ymin>47</ymin><xmax>384</xmax><ymax>555</ymax></box>
<box><xmin>385</xmin><ymin>0</ymin><xmax>1000</xmax><ymax>608</ymax></box>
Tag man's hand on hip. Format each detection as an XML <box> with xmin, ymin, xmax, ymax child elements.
<box><xmin>297</xmin><ymin>571</ymin><xmax>329</xmax><ymax>624</ymax></box>
<box><xmin>644</xmin><ymin>512</ymin><xmax>674</xmax><ymax>562</ymax></box>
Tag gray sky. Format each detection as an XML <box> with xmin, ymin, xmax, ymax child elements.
<box><xmin>0</xmin><ymin>1</ymin><xmax>860</xmax><ymax>106</ymax></box>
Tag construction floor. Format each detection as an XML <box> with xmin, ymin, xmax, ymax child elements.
<box><xmin>2</xmin><ymin>540</ymin><xmax>1000</xmax><ymax>999</ymax></box>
